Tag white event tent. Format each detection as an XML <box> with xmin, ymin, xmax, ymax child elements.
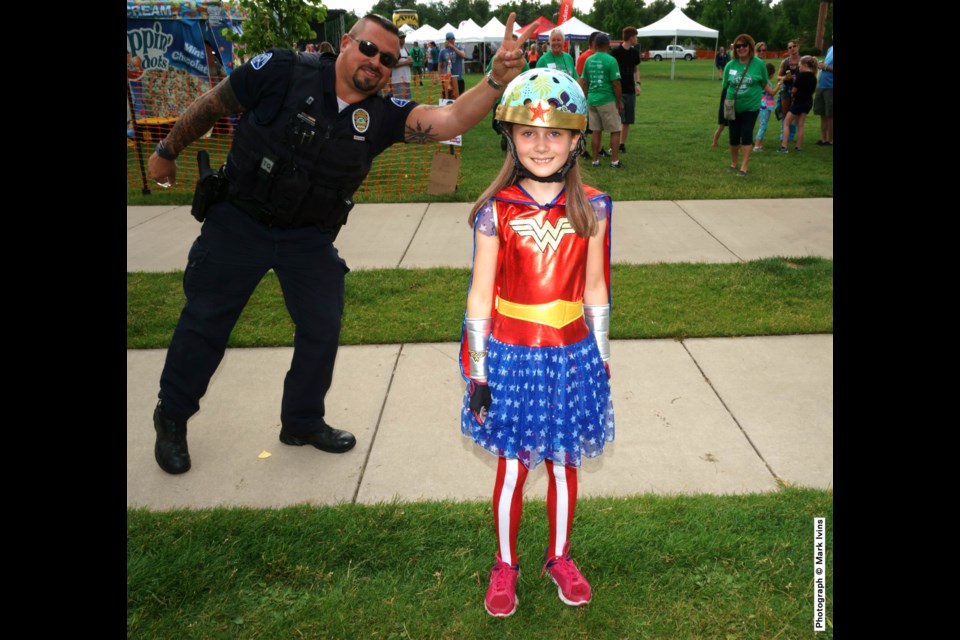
<box><xmin>478</xmin><ymin>17</ymin><xmax>523</xmax><ymax>66</ymax></box>
<box><xmin>635</xmin><ymin>7</ymin><xmax>719</xmax><ymax>79</ymax></box>
<box><xmin>408</xmin><ymin>23</ymin><xmax>459</xmax><ymax>49</ymax></box>
<box><xmin>437</xmin><ymin>23</ymin><xmax>458</xmax><ymax>39</ymax></box>
<box><xmin>406</xmin><ymin>23</ymin><xmax>442</xmax><ymax>46</ymax></box>
<box><xmin>458</xmin><ymin>18</ymin><xmax>489</xmax><ymax>69</ymax></box>
<box><xmin>456</xmin><ymin>18</ymin><xmax>485</xmax><ymax>43</ymax></box>
<box><xmin>537</xmin><ymin>16</ymin><xmax>601</xmax><ymax>42</ymax></box>
<box><xmin>481</xmin><ymin>16</ymin><xmax>518</xmax><ymax>43</ymax></box>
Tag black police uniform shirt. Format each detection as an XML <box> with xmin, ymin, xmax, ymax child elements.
<box><xmin>225</xmin><ymin>48</ymin><xmax>417</xmax><ymax>226</ymax></box>
<box><xmin>230</xmin><ymin>47</ymin><xmax>416</xmax><ymax>156</ymax></box>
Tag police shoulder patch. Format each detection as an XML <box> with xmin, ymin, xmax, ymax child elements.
<box><xmin>390</xmin><ymin>97</ymin><xmax>411</xmax><ymax>108</ymax></box>
<box><xmin>250</xmin><ymin>52</ymin><xmax>273</xmax><ymax>70</ymax></box>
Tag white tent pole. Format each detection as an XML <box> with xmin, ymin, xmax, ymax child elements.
<box><xmin>713</xmin><ymin>39</ymin><xmax>718</xmax><ymax>80</ymax></box>
<box><xmin>671</xmin><ymin>33</ymin><xmax>677</xmax><ymax>80</ymax></box>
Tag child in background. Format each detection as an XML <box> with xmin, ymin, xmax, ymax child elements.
<box><xmin>441</xmin><ymin>57</ymin><xmax>459</xmax><ymax>100</ymax></box>
<box><xmin>753</xmin><ymin>63</ymin><xmax>778</xmax><ymax>151</ymax></box>
<box><xmin>712</xmin><ymin>85</ymin><xmax>727</xmax><ymax>147</ymax></box>
<box><xmin>459</xmin><ymin>68</ymin><xmax>615</xmax><ymax>618</ymax></box>
<box><xmin>526</xmin><ymin>42</ymin><xmax>539</xmax><ymax>66</ymax></box>
<box><xmin>779</xmin><ymin>55</ymin><xmax>818</xmax><ymax>152</ymax></box>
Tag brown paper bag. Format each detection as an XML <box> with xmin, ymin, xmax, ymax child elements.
<box><xmin>427</xmin><ymin>151</ymin><xmax>460</xmax><ymax>195</ymax></box>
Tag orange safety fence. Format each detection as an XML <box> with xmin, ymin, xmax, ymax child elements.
<box><xmin>635</xmin><ymin>50</ymin><xmax>787</xmax><ymax>61</ymax></box>
<box><xmin>127</xmin><ymin>68</ymin><xmax>458</xmax><ymax>200</ymax></box>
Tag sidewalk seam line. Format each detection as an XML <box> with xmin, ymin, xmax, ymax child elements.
<box><xmin>352</xmin><ymin>343</ymin><xmax>405</xmax><ymax>504</ymax></box>
<box><xmin>128</xmin><ymin>205</ymin><xmax>185</xmax><ymax>230</ymax></box>
<box><xmin>396</xmin><ymin>204</ymin><xmax>430</xmax><ymax>268</ymax></box>
<box><xmin>680</xmin><ymin>339</ymin><xmax>782</xmax><ymax>484</ymax></box>
<box><xmin>674</xmin><ymin>200</ymin><xmax>745</xmax><ymax>262</ymax></box>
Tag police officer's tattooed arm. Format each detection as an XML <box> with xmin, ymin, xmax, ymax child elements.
<box><xmin>148</xmin><ymin>77</ymin><xmax>245</xmax><ymax>186</ymax></box>
<box><xmin>166</xmin><ymin>78</ymin><xmax>244</xmax><ymax>154</ymax></box>
<box><xmin>403</xmin><ymin>73</ymin><xmax>513</xmax><ymax>144</ymax></box>
<box><xmin>404</xmin><ymin>107</ymin><xmax>442</xmax><ymax>144</ymax></box>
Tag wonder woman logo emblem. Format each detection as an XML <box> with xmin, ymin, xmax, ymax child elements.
<box><xmin>509</xmin><ymin>217</ymin><xmax>575</xmax><ymax>252</ymax></box>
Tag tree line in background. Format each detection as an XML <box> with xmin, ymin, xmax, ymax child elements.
<box><xmin>364</xmin><ymin>0</ymin><xmax>832</xmax><ymax>53</ymax></box>
<box><xmin>223</xmin><ymin>0</ymin><xmax>328</xmax><ymax>53</ymax></box>
<box><xmin>221</xmin><ymin>1</ymin><xmax>832</xmax><ymax>56</ymax></box>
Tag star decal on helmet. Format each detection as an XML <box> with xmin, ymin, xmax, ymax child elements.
<box><xmin>527</xmin><ymin>100</ymin><xmax>549</xmax><ymax>123</ymax></box>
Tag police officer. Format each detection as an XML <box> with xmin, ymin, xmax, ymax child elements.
<box><xmin>148</xmin><ymin>13</ymin><xmax>534</xmax><ymax>475</ymax></box>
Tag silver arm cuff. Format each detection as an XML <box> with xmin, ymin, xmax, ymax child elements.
<box><xmin>465</xmin><ymin>317</ymin><xmax>492</xmax><ymax>378</ymax></box>
<box><xmin>583</xmin><ymin>304</ymin><xmax>611</xmax><ymax>362</ymax></box>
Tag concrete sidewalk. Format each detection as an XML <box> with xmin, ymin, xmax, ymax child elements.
<box><xmin>126</xmin><ymin>199</ymin><xmax>833</xmax><ymax>510</ymax></box>
<box><xmin>127</xmin><ymin>198</ymin><xmax>833</xmax><ymax>271</ymax></box>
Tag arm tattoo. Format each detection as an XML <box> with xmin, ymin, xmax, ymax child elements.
<box><xmin>405</xmin><ymin>116</ymin><xmax>440</xmax><ymax>144</ymax></box>
<box><xmin>165</xmin><ymin>78</ymin><xmax>245</xmax><ymax>154</ymax></box>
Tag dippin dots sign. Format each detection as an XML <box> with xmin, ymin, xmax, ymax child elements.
<box><xmin>127</xmin><ymin>22</ymin><xmax>173</xmax><ymax>75</ymax></box>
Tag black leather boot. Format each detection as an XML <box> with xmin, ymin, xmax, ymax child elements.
<box><xmin>279</xmin><ymin>422</ymin><xmax>356</xmax><ymax>454</ymax></box>
<box><xmin>154</xmin><ymin>402</ymin><xmax>191</xmax><ymax>474</ymax></box>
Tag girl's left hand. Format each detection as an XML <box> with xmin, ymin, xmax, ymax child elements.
<box><xmin>468</xmin><ymin>380</ymin><xmax>492</xmax><ymax>425</ymax></box>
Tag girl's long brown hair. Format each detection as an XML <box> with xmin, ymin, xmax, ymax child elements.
<box><xmin>467</xmin><ymin>124</ymin><xmax>598</xmax><ymax>238</ymax></box>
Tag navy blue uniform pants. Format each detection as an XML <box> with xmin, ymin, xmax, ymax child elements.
<box><xmin>158</xmin><ymin>201</ymin><xmax>348</xmax><ymax>434</ymax></box>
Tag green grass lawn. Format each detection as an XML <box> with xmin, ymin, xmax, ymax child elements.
<box><xmin>127</xmin><ymin>59</ymin><xmax>833</xmax><ymax>638</ymax></box>
<box><xmin>127</xmin><ymin>61</ymin><xmax>832</xmax><ymax>205</ymax></box>
<box><xmin>128</xmin><ymin>488</ymin><xmax>833</xmax><ymax>639</ymax></box>
<box><xmin>127</xmin><ymin>258</ymin><xmax>834</xmax><ymax>638</ymax></box>
<box><xmin>127</xmin><ymin>258</ymin><xmax>832</xmax><ymax>348</ymax></box>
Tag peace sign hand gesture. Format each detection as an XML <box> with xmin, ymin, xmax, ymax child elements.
<box><xmin>489</xmin><ymin>12</ymin><xmax>538</xmax><ymax>86</ymax></box>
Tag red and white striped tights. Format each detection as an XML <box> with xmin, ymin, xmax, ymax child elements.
<box><xmin>491</xmin><ymin>456</ymin><xmax>578</xmax><ymax>566</ymax></box>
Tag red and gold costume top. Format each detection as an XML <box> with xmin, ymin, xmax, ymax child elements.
<box><xmin>460</xmin><ymin>183</ymin><xmax>612</xmax><ymax>381</ymax></box>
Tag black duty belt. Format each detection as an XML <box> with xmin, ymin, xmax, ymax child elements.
<box><xmin>227</xmin><ymin>196</ymin><xmax>340</xmax><ymax>237</ymax></box>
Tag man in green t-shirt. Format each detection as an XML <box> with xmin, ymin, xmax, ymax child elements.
<box><xmin>410</xmin><ymin>41</ymin><xmax>425</xmax><ymax>86</ymax></box>
<box><xmin>578</xmin><ymin>33</ymin><xmax>623</xmax><ymax>168</ymax></box>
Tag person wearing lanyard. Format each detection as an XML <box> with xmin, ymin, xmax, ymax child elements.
<box><xmin>721</xmin><ymin>34</ymin><xmax>780</xmax><ymax>176</ymax></box>
<box><xmin>536</xmin><ymin>28</ymin><xmax>578</xmax><ymax>78</ymax></box>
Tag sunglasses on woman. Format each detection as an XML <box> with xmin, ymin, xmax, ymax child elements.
<box><xmin>735</xmin><ymin>43</ymin><xmax>749</xmax><ymax>49</ymax></box>
<box><xmin>346</xmin><ymin>34</ymin><xmax>399</xmax><ymax>68</ymax></box>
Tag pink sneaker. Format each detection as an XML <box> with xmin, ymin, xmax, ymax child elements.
<box><xmin>484</xmin><ymin>554</ymin><xmax>520</xmax><ymax>617</ymax></box>
<box><xmin>542</xmin><ymin>551</ymin><xmax>592</xmax><ymax>606</ymax></box>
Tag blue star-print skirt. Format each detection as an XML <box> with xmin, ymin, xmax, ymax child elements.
<box><xmin>461</xmin><ymin>334</ymin><xmax>615</xmax><ymax>470</ymax></box>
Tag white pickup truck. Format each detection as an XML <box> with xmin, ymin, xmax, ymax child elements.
<box><xmin>647</xmin><ymin>45</ymin><xmax>696</xmax><ymax>61</ymax></box>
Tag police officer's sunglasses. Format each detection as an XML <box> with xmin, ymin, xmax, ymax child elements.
<box><xmin>346</xmin><ymin>34</ymin><xmax>399</xmax><ymax>68</ymax></box>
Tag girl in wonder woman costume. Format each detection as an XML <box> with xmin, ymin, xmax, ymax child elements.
<box><xmin>459</xmin><ymin>68</ymin><xmax>614</xmax><ymax>618</ymax></box>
